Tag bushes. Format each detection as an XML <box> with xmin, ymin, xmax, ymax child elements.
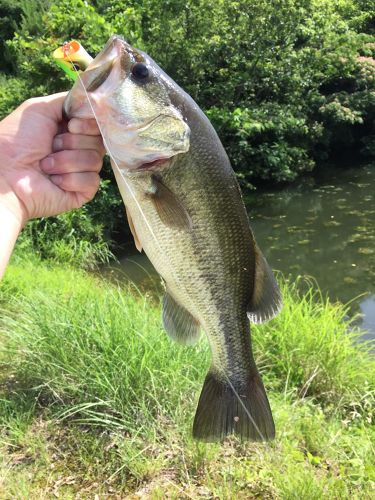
<box><xmin>207</xmin><ymin>105</ymin><xmax>318</xmax><ymax>184</ymax></box>
<box><xmin>2</xmin><ymin>0</ymin><xmax>373</xmax><ymax>182</ymax></box>
<box><xmin>15</xmin><ymin>176</ymin><xmax>127</xmax><ymax>269</ymax></box>
<box><xmin>0</xmin><ymin>0</ymin><xmax>373</xmax><ymax>260</ymax></box>
<box><xmin>104</xmin><ymin>0</ymin><xmax>374</xmax><ymax>183</ymax></box>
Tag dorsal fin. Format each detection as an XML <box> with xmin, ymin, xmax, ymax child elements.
<box><xmin>247</xmin><ymin>245</ymin><xmax>282</xmax><ymax>323</ymax></box>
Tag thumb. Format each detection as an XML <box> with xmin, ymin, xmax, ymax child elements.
<box><xmin>27</xmin><ymin>92</ymin><xmax>69</xmax><ymax>122</ymax></box>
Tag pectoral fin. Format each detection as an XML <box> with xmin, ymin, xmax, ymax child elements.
<box><xmin>125</xmin><ymin>206</ymin><xmax>142</xmax><ymax>252</ymax></box>
<box><xmin>247</xmin><ymin>245</ymin><xmax>282</xmax><ymax>323</ymax></box>
<box><xmin>146</xmin><ymin>176</ymin><xmax>192</xmax><ymax>231</ymax></box>
<box><xmin>163</xmin><ymin>292</ymin><xmax>200</xmax><ymax>345</ymax></box>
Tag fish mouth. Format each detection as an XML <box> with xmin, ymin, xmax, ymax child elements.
<box><xmin>63</xmin><ymin>36</ymin><xmax>136</xmax><ymax>119</ymax></box>
<box><xmin>80</xmin><ymin>37</ymin><xmax>127</xmax><ymax>93</ymax></box>
<box><xmin>87</xmin><ymin>36</ymin><xmax>126</xmax><ymax>71</ymax></box>
<box><xmin>83</xmin><ymin>35</ymin><xmax>146</xmax><ymax>89</ymax></box>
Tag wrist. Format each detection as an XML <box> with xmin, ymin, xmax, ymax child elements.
<box><xmin>0</xmin><ymin>176</ymin><xmax>28</xmax><ymax>228</ymax></box>
<box><xmin>0</xmin><ymin>200</ymin><xmax>23</xmax><ymax>279</ymax></box>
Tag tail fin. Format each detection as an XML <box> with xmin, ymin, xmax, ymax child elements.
<box><xmin>192</xmin><ymin>370</ymin><xmax>275</xmax><ymax>442</ymax></box>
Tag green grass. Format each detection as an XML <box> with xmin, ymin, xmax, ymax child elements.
<box><xmin>0</xmin><ymin>259</ymin><xmax>374</xmax><ymax>497</ymax></box>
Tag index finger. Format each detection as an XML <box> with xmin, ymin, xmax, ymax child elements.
<box><xmin>68</xmin><ymin>118</ymin><xmax>101</xmax><ymax>136</ymax></box>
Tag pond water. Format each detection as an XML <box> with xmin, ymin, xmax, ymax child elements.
<box><xmin>104</xmin><ymin>163</ymin><xmax>375</xmax><ymax>341</ymax></box>
<box><xmin>246</xmin><ymin>163</ymin><xmax>375</xmax><ymax>341</ymax></box>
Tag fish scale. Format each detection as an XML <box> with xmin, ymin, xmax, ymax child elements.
<box><xmin>64</xmin><ymin>35</ymin><xmax>282</xmax><ymax>441</ymax></box>
<box><xmin>116</xmin><ymin>123</ymin><xmax>268</xmax><ymax>435</ymax></box>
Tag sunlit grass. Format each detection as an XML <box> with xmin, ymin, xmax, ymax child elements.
<box><xmin>0</xmin><ymin>260</ymin><xmax>374</xmax><ymax>497</ymax></box>
<box><xmin>256</xmin><ymin>275</ymin><xmax>375</xmax><ymax>419</ymax></box>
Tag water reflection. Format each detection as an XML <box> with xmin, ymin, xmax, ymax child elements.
<box><xmin>103</xmin><ymin>252</ymin><xmax>163</xmax><ymax>300</ymax></box>
<box><xmin>359</xmin><ymin>296</ymin><xmax>375</xmax><ymax>341</ymax></box>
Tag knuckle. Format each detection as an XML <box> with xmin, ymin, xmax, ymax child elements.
<box><xmin>24</xmin><ymin>97</ymin><xmax>41</xmax><ymax>107</ymax></box>
<box><xmin>87</xmin><ymin>175</ymin><xmax>100</xmax><ymax>199</ymax></box>
<box><xmin>60</xmin><ymin>176</ymin><xmax>73</xmax><ymax>191</ymax></box>
<box><xmin>56</xmin><ymin>150</ymin><xmax>71</xmax><ymax>168</ymax></box>
<box><xmin>56</xmin><ymin>150</ymin><xmax>77</xmax><ymax>172</ymax></box>
<box><xmin>85</xmin><ymin>188</ymin><xmax>97</xmax><ymax>203</ymax></box>
<box><xmin>85</xmin><ymin>191</ymin><xmax>95</xmax><ymax>203</ymax></box>
<box><xmin>76</xmin><ymin>119</ymin><xmax>86</xmax><ymax>134</ymax></box>
<box><xmin>87</xmin><ymin>149</ymin><xmax>102</xmax><ymax>167</ymax></box>
<box><xmin>63</xmin><ymin>133</ymin><xmax>77</xmax><ymax>150</ymax></box>
<box><xmin>73</xmin><ymin>195</ymin><xmax>85</xmax><ymax>209</ymax></box>
<box><xmin>81</xmin><ymin>119</ymin><xmax>94</xmax><ymax>134</ymax></box>
<box><xmin>90</xmin><ymin>149</ymin><xmax>100</xmax><ymax>161</ymax></box>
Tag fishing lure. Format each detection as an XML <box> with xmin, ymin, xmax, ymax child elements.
<box><xmin>53</xmin><ymin>40</ymin><xmax>93</xmax><ymax>81</ymax></box>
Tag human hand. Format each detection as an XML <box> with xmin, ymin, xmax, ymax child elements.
<box><xmin>0</xmin><ymin>92</ymin><xmax>104</xmax><ymax>227</ymax></box>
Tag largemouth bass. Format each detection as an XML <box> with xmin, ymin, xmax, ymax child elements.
<box><xmin>64</xmin><ymin>35</ymin><xmax>282</xmax><ymax>441</ymax></box>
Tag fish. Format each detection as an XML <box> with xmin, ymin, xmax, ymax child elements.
<box><xmin>64</xmin><ymin>35</ymin><xmax>282</xmax><ymax>441</ymax></box>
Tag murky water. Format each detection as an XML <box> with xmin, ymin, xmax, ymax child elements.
<box><xmin>104</xmin><ymin>163</ymin><xmax>375</xmax><ymax>340</ymax></box>
<box><xmin>246</xmin><ymin>163</ymin><xmax>375</xmax><ymax>340</ymax></box>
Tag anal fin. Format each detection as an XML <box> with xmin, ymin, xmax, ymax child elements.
<box><xmin>247</xmin><ymin>245</ymin><xmax>282</xmax><ymax>323</ymax></box>
<box><xmin>162</xmin><ymin>292</ymin><xmax>200</xmax><ymax>345</ymax></box>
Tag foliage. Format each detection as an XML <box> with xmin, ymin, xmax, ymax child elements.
<box><xmin>0</xmin><ymin>0</ymin><xmax>22</xmax><ymax>72</ymax></box>
<box><xmin>99</xmin><ymin>0</ymin><xmax>374</xmax><ymax>183</ymax></box>
<box><xmin>0</xmin><ymin>261</ymin><xmax>374</xmax><ymax>496</ymax></box>
<box><xmin>0</xmin><ymin>74</ymin><xmax>31</xmax><ymax>118</ymax></box>
<box><xmin>15</xmin><ymin>177</ymin><xmax>126</xmax><ymax>269</ymax></box>
<box><xmin>0</xmin><ymin>0</ymin><xmax>373</xmax><ymax>257</ymax></box>
<box><xmin>2</xmin><ymin>1</ymin><xmax>374</xmax><ymax>174</ymax></box>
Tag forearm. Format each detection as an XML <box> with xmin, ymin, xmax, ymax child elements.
<box><xmin>0</xmin><ymin>205</ymin><xmax>22</xmax><ymax>278</ymax></box>
<box><xmin>0</xmin><ymin>185</ymin><xmax>24</xmax><ymax>279</ymax></box>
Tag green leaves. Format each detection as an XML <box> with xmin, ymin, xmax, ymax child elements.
<box><xmin>1</xmin><ymin>0</ymin><xmax>374</xmax><ymax>181</ymax></box>
<box><xmin>207</xmin><ymin>104</ymin><xmax>317</xmax><ymax>182</ymax></box>
<box><xmin>0</xmin><ymin>0</ymin><xmax>373</xmax><ymax>254</ymax></box>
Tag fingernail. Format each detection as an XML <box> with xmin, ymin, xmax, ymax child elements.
<box><xmin>50</xmin><ymin>174</ymin><xmax>63</xmax><ymax>186</ymax></box>
<box><xmin>41</xmin><ymin>155</ymin><xmax>55</xmax><ymax>171</ymax></box>
<box><xmin>53</xmin><ymin>136</ymin><xmax>63</xmax><ymax>151</ymax></box>
<box><xmin>68</xmin><ymin>118</ymin><xmax>81</xmax><ymax>134</ymax></box>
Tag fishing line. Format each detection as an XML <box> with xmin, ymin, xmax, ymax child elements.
<box><xmin>66</xmin><ymin>57</ymin><xmax>163</xmax><ymax>253</ymax></box>
<box><xmin>225</xmin><ymin>376</ymin><xmax>264</xmax><ymax>439</ymax></box>
<box><xmin>68</xmin><ymin>58</ymin><xmax>200</xmax><ymax>328</ymax></box>
<box><xmin>67</xmin><ymin>54</ymin><xmax>266</xmax><ymax>442</ymax></box>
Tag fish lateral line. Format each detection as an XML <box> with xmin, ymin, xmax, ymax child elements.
<box><xmin>59</xmin><ymin>39</ymin><xmax>278</xmax><ymax>443</ymax></box>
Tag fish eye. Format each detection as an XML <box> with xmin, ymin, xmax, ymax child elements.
<box><xmin>131</xmin><ymin>62</ymin><xmax>149</xmax><ymax>80</ymax></box>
